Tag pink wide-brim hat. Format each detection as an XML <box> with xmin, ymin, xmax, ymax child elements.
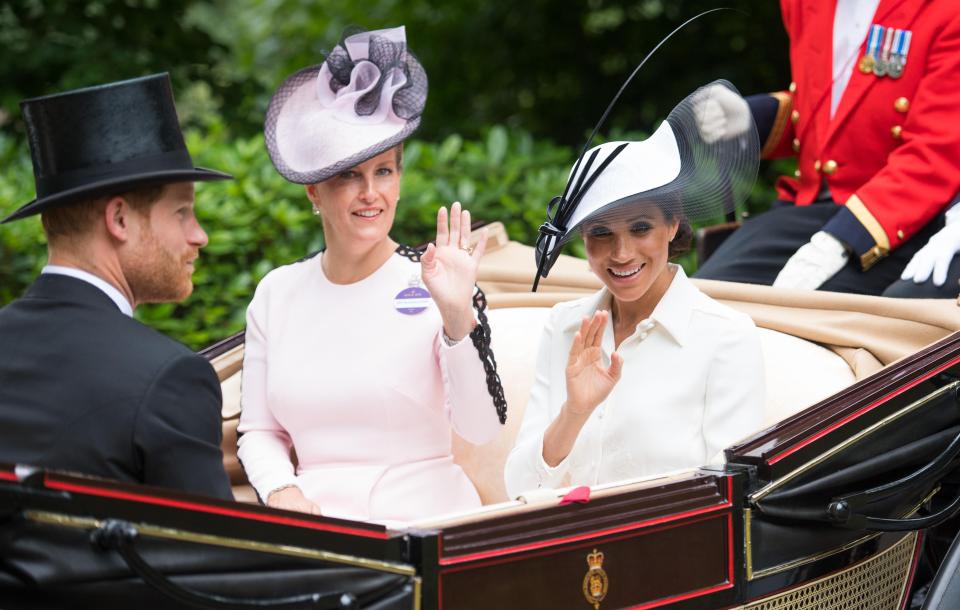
<box><xmin>264</xmin><ymin>26</ymin><xmax>428</xmax><ymax>184</ymax></box>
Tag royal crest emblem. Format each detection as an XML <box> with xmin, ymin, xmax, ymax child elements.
<box><xmin>582</xmin><ymin>548</ymin><xmax>609</xmax><ymax>609</ymax></box>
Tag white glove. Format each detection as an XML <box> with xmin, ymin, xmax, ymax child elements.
<box><xmin>773</xmin><ymin>231</ymin><xmax>850</xmax><ymax>290</ymax></box>
<box><xmin>900</xmin><ymin>206</ymin><xmax>960</xmax><ymax>286</ymax></box>
<box><xmin>693</xmin><ymin>83</ymin><xmax>752</xmax><ymax>144</ymax></box>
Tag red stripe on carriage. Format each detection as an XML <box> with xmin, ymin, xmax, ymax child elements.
<box><xmin>44</xmin><ymin>477</ymin><xmax>389</xmax><ymax>539</ymax></box>
<box><xmin>0</xmin><ymin>470</ymin><xmax>18</xmax><ymax>481</ymax></box>
<box><xmin>625</xmin><ymin>580</ymin><xmax>734</xmax><ymax>609</ymax></box>
<box><xmin>437</xmin><ymin>513</ymin><xmax>735</xmax><ymax>610</ymax></box>
<box><xmin>438</xmin><ymin>498</ymin><xmax>732</xmax><ymax>566</ymax></box>
<box><xmin>727</xmin><ymin>477</ymin><xmax>735</xmax><ymax>584</ymax></box>
<box><xmin>768</xmin><ymin>356</ymin><xmax>960</xmax><ymax>466</ymax></box>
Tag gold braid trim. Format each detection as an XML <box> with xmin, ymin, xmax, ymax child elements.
<box><xmin>761</xmin><ymin>91</ymin><xmax>794</xmax><ymax>159</ymax></box>
<box><xmin>846</xmin><ymin>195</ymin><xmax>891</xmax><ymax>270</ymax></box>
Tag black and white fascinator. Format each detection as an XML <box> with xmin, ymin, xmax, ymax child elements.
<box><xmin>264</xmin><ymin>26</ymin><xmax>428</xmax><ymax>184</ymax></box>
<box><xmin>533</xmin><ymin>11</ymin><xmax>759</xmax><ymax>290</ymax></box>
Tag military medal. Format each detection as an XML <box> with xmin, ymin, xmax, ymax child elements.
<box><xmin>887</xmin><ymin>29</ymin><xmax>903</xmax><ymax>79</ymax></box>
<box><xmin>888</xmin><ymin>29</ymin><xmax>911</xmax><ymax>79</ymax></box>
<box><xmin>862</xmin><ymin>25</ymin><xmax>882</xmax><ymax>76</ymax></box>
<box><xmin>394</xmin><ymin>274</ymin><xmax>431</xmax><ymax>315</ymax></box>
<box><xmin>874</xmin><ymin>26</ymin><xmax>895</xmax><ymax>77</ymax></box>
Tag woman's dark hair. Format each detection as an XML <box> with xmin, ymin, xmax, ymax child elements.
<box><xmin>663</xmin><ymin>208</ymin><xmax>692</xmax><ymax>259</ymax></box>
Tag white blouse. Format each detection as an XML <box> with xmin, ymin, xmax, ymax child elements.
<box><xmin>504</xmin><ymin>266</ymin><xmax>764</xmax><ymax>498</ymax></box>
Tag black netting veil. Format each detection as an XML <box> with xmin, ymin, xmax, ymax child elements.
<box><xmin>556</xmin><ymin>80</ymin><xmax>760</xmax><ymax>245</ymax></box>
<box><xmin>264</xmin><ymin>27</ymin><xmax>428</xmax><ymax>184</ymax></box>
<box><xmin>532</xmin><ymin>9</ymin><xmax>757</xmax><ymax>290</ymax></box>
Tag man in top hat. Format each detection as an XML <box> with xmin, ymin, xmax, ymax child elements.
<box><xmin>0</xmin><ymin>74</ymin><xmax>234</xmax><ymax>499</ymax></box>
<box><xmin>695</xmin><ymin>0</ymin><xmax>960</xmax><ymax>297</ymax></box>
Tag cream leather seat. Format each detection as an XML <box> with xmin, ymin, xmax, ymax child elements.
<box><xmin>219</xmin><ymin>305</ymin><xmax>857</xmax><ymax>505</ymax></box>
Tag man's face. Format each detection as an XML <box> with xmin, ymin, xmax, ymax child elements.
<box><xmin>122</xmin><ymin>182</ymin><xmax>209</xmax><ymax>304</ymax></box>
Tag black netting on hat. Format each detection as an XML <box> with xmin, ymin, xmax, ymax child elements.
<box><xmin>322</xmin><ymin>31</ymin><xmax>426</xmax><ymax>122</ymax></box>
<box><xmin>356</xmin><ymin>34</ymin><xmax>406</xmax><ymax>116</ymax></box>
<box><xmin>560</xmin><ymin>81</ymin><xmax>759</xmax><ymax>243</ymax></box>
<box><xmin>394</xmin><ymin>51</ymin><xmax>428</xmax><ymax>120</ymax></box>
<box><xmin>325</xmin><ymin>46</ymin><xmax>354</xmax><ymax>94</ymax></box>
<box><xmin>534</xmin><ymin>80</ymin><xmax>759</xmax><ymax>283</ymax></box>
<box><xmin>263</xmin><ymin>27</ymin><xmax>428</xmax><ymax>184</ymax></box>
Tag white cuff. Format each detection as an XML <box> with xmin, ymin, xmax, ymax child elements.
<box><xmin>534</xmin><ymin>432</ymin><xmax>572</xmax><ymax>489</ymax></box>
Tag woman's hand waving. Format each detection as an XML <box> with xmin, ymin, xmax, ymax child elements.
<box><xmin>421</xmin><ymin>201</ymin><xmax>487</xmax><ymax>341</ymax></box>
<box><xmin>565</xmin><ymin>311</ymin><xmax>623</xmax><ymax>416</ymax></box>
<box><xmin>542</xmin><ymin>310</ymin><xmax>623</xmax><ymax>467</ymax></box>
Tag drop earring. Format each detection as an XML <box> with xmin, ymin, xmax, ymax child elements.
<box><xmin>312</xmin><ymin>205</ymin><xmax>321</xmax><ymax>216</ymax></box>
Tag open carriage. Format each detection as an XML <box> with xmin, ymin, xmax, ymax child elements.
<box><xmin>3</xmin><ymin>224</ymin><xmax>960</xmax><ymax>609</ymax></box>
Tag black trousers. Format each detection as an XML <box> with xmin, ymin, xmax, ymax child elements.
<box><xmin>694</xmin><ymin>200</ymin><xmax>955</xmax><ymax>297</ymax></box>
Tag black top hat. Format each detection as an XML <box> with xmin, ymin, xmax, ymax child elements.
<box><xmin>2</xmin><ymin>73</ymin><xmax>232</xmax><ymax>223</ymax></box>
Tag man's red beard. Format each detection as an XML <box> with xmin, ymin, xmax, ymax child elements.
<box><xmin>124</xmin><ymin>226</ymin><xmax>197</xmax><ymax>304</ymax></box>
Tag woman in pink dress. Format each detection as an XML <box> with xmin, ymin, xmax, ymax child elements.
<box><xmin>237</xmin><ymin>26</ymin><xmax>506</xmax><ymax>523</ymax></box>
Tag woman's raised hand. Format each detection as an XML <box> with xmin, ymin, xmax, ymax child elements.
<box><xmin>564</xmin><ymin>311</ymin><xmax>623</xmax><ymax>416</ymax></box>
<box><xmin>421</xmin><ymin>201</ymin><xmax>487</xmax><ymax>341</ymax></box>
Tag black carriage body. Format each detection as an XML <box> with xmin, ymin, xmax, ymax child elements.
<box><xmin>2</xmin><ymin>332</ymin><xmax>959</xmax><ymax>610</ymax></box>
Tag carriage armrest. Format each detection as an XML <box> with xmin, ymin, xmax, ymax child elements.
<box><xmin>696</xmin><ymin>221</ymin><xmax>741</xmax><ymax>265</ymax></box>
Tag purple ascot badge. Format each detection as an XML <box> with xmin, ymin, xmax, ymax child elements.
<box><xmin>394</xmin><ymin>275</ymin><xmax>432</xmax><ymax>315</ymax></box>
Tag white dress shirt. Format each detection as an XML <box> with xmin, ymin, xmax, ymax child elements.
<box><xmin>504</xmin><ymin>266</ymin><xmax>764</xmax><ymax>498</ymax></box>
<box><xmin>41</xmin><ymin>265</ymin><xmax>133</xmax><ymax>316</ymax></box>
<box><xmin>832</xmin><ymin>0</ymin><xmax>881</xmax><ymax>117</ymax></box>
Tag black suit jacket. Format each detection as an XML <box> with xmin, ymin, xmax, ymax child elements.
<box><xmin>0</xmin><ymin>274</ymin><xmax>232</xmax><ymax>500</ymax></box>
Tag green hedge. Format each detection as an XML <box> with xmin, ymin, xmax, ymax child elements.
<box><xmin>0</xmin><ymin>125</ymin><xmax>787</xmax><ymax>350</ymax></box>
<box><xmin>0</xmin><ymin>124</ymin><xmax>575</xmax><ymax>349</ymax></box>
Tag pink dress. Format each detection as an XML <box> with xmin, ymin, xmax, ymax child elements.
<box><xmin>237</xmin><ymin>250</ymin><xmax>501</xmax><ymax>523</ymax></box>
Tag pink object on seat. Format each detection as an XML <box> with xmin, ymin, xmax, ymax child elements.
<box><xmin>560</xmin><ymin>486</ymin><xmax>591</xmax><ymax>505</ymax></box>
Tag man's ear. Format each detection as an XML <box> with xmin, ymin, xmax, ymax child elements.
<box><xmin>103</xmin><ymin>196</ymin><xmax>133</xmax><ymax>243</ymax></box>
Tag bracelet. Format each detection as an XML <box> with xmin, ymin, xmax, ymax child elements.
<box><xmin>442</xmin><ymin>330</ymin><xmax>465</xmax><ymax>347</ymax></box>
<box><xmin>266</xmin><ymin>483</ymin><xmax>299</xmax><ymax>500</ymax></box>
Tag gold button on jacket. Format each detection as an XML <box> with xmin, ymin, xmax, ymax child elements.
<box><xmin>823</xmin><ymin>160</ymin><xmax>838</xmax><ymax>175</ymax></box>
<box><xmin>894</xmin><ymin>97</ymin><xmax>910</xmax><ymax>113</ymax></box>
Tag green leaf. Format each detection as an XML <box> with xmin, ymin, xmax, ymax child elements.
<box><xmin>486</xmin><ymin>126</ymin><xmax>508</xmax><ymax>166</ymax></box>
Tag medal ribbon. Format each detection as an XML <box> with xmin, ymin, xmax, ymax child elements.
<box><xmin>881</xmin><ymin>26</ymin><xmax>895</xmax><ymax>64</ymax></box>
<box><xmin>899</xmin><ymin>30</ymin><xmax>912</xmax><ymax>67</ymax></box>
<box><xmin>867</xmin><ymin>24</ymin><xmax>882</xmax><ymax>63</ymax></box>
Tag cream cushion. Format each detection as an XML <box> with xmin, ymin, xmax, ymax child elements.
<box><xmin>219</xmin><ymin>306</ymin><xmax>857</xmax><ymax>506</ymax></box>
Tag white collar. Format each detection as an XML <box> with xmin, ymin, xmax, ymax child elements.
<box><xmin>41</xmin><ymin>265</ymin><xmax>134</xmax><ymax>317</ymax></box>
<box><xmin>562</xmin><ymin>264</ymin><xmax>696</xmax><ymax>346</ymax></box>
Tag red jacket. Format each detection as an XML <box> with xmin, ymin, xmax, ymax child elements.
<box><xmin>759</xmin><ymin>0</ymin><xmax>960</xmax><ymax>269</ymax></box>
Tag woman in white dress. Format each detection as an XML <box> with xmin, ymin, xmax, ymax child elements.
<box><xmin>505</xmin><ymin>82</ymin><xmax>765</xmax><ymax>497</ymax></box>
